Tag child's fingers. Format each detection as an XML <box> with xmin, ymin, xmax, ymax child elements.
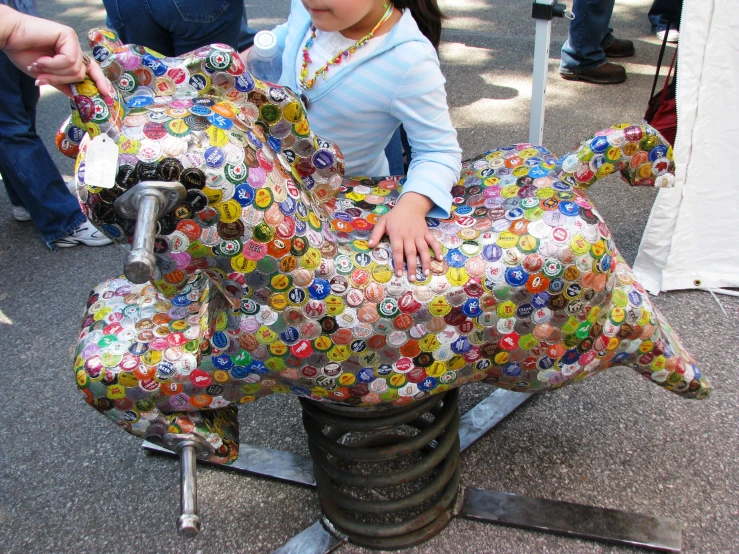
<box><xmin>404</xmin><ymin>239</ymin><xmax>418</xmax><ymax>282</ymax></box>
<box><xmin>368</xmin><ymin>218</ymin><xmax>386</xmax><ymax>247</ymax></box>
<box><xmin>417</xmin><ymin>237</ymin><xmax>432</xmax><ymax>277</ymax></box>
<box><xmin>391</xmin><ymin>236</ymin><xmax>406</xmax><ymax>277</ymax></box>
<box><xmin>425</xmin><ymin>231</ymin><xmax>443</xmax><ymax>260</ymax></box>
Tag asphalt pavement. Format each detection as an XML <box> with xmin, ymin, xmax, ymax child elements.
<box><xmin>0</xmin><ymin>1</ymin><xmax>737</xmax><ymax>553</ymax></box>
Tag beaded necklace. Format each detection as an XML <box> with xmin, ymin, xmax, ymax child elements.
<box><xmin>299</xmin><ymin>4</ymin><xmax>394</xmax><ymax>90</ymax></box>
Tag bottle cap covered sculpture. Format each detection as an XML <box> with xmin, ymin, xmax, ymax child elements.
<box><xmin>62</xmin><ymin>29</ymin><xmax>709</xmax><ymax>462</ymax></box>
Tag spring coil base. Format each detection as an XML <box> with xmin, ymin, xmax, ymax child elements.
<box><xmin>300</xmin><ymin>389</ymin><xmax>461</xmax><ymax>550</ymax></box>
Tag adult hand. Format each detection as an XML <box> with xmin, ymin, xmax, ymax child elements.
<box><xmin>0</xmin><ymin>7</ymin><xmax>112</xmax><ymax>98</ymax></box>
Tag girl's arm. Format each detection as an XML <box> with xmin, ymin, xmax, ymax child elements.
<box><xmin>388</xmin><ymin>42</ymin><xmax>462</xmax><ymax>219</ymax></box>
<box><xmin>369</xmin><ymin>42</ymin><xmax>461</xmax><ymax>280</ymax></box>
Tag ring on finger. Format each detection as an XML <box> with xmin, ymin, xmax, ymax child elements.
<box><xmin>82</xmin><ymin>53</ymin><xmax>91</xmax><ymax>67</ymax></box>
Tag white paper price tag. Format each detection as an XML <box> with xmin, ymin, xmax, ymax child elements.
<box><xmin>84</xmin><ymin>134</ymin><xmax>118</xmax><ymax>189</ymax></box>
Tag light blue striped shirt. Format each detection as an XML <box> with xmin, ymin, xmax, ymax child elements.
<box><xmin>272</xmin><ymin>0</ymin><xmax>461</xmax><ymax>218</ymax></box>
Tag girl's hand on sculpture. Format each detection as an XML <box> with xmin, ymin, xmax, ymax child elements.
<box><xmin>368</xmin><ymin>192</ymin><xmax>442</xmax><ymax>282</ymax></box>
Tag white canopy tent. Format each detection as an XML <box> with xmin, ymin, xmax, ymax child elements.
<box><xmin>633</xmin><ymin>0</ymin><xmax>739</xmax><ymax>294</ymax></box>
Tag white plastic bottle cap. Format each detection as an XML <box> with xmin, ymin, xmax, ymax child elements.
<box><xmin>253</xmin><ymin>30</ymin><xmax>279</xmax><ymax>58</ymax></box>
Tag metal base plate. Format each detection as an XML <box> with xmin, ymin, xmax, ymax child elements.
<box><xmin>144</xmin><ymin>391</ymin><xmax>682</xmax><ymax>553</ymax></box>
<box><xmin>272</xmin><ymin>520</ymin><xmax>346</xmax><ymax>554</ymax></box>
<box><xmin>458</xmin><ymin>488</ymin><xmax>682</xmax><ymax>553</ymax></box>
<box><xmin>458</xmin><ymin>390</ymin><xmax>532</xmax><ymax>452</ymax></box>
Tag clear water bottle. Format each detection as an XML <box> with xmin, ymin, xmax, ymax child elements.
<box><xmin>246</xmin><ymin>30</ymin><xmax>282</xmax><ymax>83</ymax></box>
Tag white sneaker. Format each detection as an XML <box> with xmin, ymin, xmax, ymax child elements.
<box><xmin>53</xmin><ymin>218</ymin><xmax>113</xmax><ymax>248</ymax></box>
<box><xmin>12</xmin><ymin>205</ymin><xmax>31</xmax><ymax>222</ymax></box>
<box><xmin>656</xmin><ymin>29</ymin><xmax>679</xmax><ymax>43</ymax></box>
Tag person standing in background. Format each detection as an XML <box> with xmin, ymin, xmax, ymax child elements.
<box><xmin>0</xmin><ymin>0</ymin><xmax>112</xmax><ymax>248</ymax></box>
<box><xmin>649</xmin><ymin>0</ymin><xmax>682</xmax><ymax>42</ymax></box>
<box><xmin>101</xmin><ymin>0</ymin><xmax>244</xmax><ymax>57</ymax></box>
<box><xmin>559</xmin><ymin>0</ymin><xmax>635</xmax><ymax>85</ymax></box>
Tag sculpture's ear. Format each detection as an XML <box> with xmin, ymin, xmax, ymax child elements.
<box><xmin>56</xmin><ymin>29</ymin><xmax>125</xmax><ymax>157</ymax></box>
<box><xmin>69</xmin><ymin>75</ymin><xmax>124</xmax><ymax>138</ymax></box>
<box><xmin>65</xmin><ymin>30</ymin><xmax>128</xmax><ymax>139</ymax></box>
<box><xmin>258</xmin><ymin>85</ymin><xmax>346</xmax><ymax>205</ymax></box>
<box><xmin>87</xmin><ymin>28</ymin><xmax>124</xmax><ymax>55</ymax></box>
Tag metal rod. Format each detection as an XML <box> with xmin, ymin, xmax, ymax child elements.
<box><xmin>529</xmin><ymin>0</ymin><xmax>554</xmax><ymax>144</ymax></box>
<box><xmin>176</xmin><ymin>442</ymin><xmax>201</xmax><ymax>537</ymax></box>
<box><xmin>458</xmin><ymin>488</ymin><xmax>683</xmax><ymax>553</ymax></box>
<box><xmin>143</xmin><ymin>440</ymin><xmax>316</xmax><ymax>487</ymax></box>
<box><xmin>114</xmin><ymin>181</ymin><xmax>186</xmax><ymax>283</ymax></box>
<box><xmin>125</xmin><ymin>192</ymin><xmax>161</xmax><ymax>284</ymax></box>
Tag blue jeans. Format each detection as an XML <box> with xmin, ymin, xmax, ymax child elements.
<box><xmin>648</xmin><ymin>0</ymin><xmax>682</xmax><ymax>32</ymax></box>
<box><xmin>103</xmin><ymin>0</ymin><xmax>244</xmax><ymax>56</ymax></box>
<box><xmin>0</xmin><ymin>51</ymin><xmax>85</xmax><ymax>247</ymax></box>
<box><xmin>560</xmin><ymin>0</ymin><xmax>616</xmax><ymax>74</ymax></box>
<box><xmin>384</xmin><ymin>128</ymin><xmax>405</xmax><ymax>175</ymax></box>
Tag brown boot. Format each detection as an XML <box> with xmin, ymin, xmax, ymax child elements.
<box><xmin>560</xmin><ymin>62</ymin><xmax>627</xmax><ymax>85</ymax></box>
<box><xmin>604</xmin><ymin>38</ymin><xmax>635</xmax><ymax>58</ymax></box>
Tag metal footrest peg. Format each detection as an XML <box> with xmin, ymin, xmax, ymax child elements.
<box><xmin>160</xmin><ymin>433</ymin><xmax>215</xmax><ymax>537</ymax></box>
<box><xmin>143</xmin><ymin>440</ymin><xmax>315</xmax><ymax>487</ymax></box>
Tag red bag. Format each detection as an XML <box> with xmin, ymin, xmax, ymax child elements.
<box><xmin>644</xmin><ymin>33</ymin><xmax>678</xmax><ymax>145</ymax></box>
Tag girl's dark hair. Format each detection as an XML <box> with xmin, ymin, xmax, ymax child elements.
<box><xmin>393</xmin><ymin>0</ymin><xmax>445</xmax><ymax>50</ymax></box>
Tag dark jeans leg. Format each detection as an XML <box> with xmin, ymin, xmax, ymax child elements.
<box><xmin>560</xmin><ymin>0</ymin><xmax>616</xmax><ymax>73</ymax></box>
<box><xmin>0</xmin><ymin>52</ymin><xmax>85</xmax><ymax>245</ymax></box>
<box><xmin>103</xmin><ymin>0</ymin><xmax>243</xmax><ymax>56</ymax></box>
<box><xmin>103</xmin><ymin>0</ymin><xmax>174</xmax><ymax>55</ymax></box>
<box><xmin>648</xmin><ymin>0</ymin><xmax>683</xmax><ymax>32</ymax></box>
<box><xmin>385</xmin><ymin>128</ymin><xmax>404</xmax><ymax>175</ymax></box>
<box><xmin>237</xmin><ymin>2</ymin><xmax>258</xmax><ymax>51</ymax></box>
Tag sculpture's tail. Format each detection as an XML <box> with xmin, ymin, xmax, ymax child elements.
<box><xmin>555</xmin><ymin>123</ymin><xmax>675</xmax><ymax>190</ymax></box>
<box><xmin>55</xmin><ymin>28</ymin><xmax>127</xmax><ymax>159</ymax></box>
